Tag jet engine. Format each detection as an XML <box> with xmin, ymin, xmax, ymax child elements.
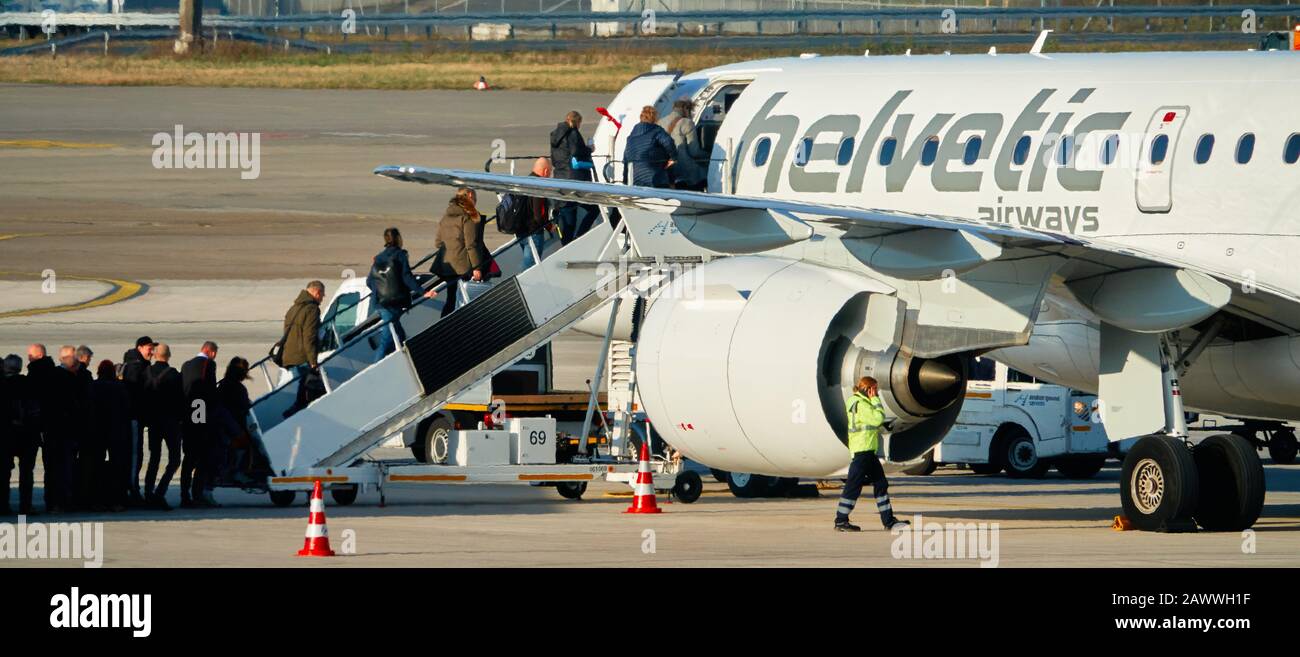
<box><xmin>635</xmin><ymin>257</ymin><xmax>968</xmax><ymax>477</ymax></box>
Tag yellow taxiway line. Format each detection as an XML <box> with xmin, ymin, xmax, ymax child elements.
<box><xmin>0</xmin><ymin>271</ymin><xmax>146</xmax><ymax>319</ymax></box>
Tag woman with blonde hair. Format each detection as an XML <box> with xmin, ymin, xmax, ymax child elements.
<box><xmin>623</xmin><ymin>105</ymin><xmax>676</xmax><ymax>188</ymax></box>
<box><xmin>433</xmin><ymin>186</ymin><xmax>486</xmax><ymax>317</ymax></box>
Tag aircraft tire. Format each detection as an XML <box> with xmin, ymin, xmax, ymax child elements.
<box><xmin>1120</xmin><ymin>435</ymin><xmax>1199</xmax><ymax>532</ymax></box>
<box><xmin>1193</xmin><ymin>434</ymin><xmax>1265</xmax><ymax>531</ymax></box>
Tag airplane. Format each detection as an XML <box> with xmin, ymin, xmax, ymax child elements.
<box><xmin>376</xmin><ymin>45</ymin><xmax>1300</xmax><ymax>533</ymax></box>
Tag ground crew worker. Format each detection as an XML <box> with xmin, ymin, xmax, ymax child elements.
<box><xmin>835</xmin><ymin>376</ymin><xmax>909</xmax><ymax>532</ymax></box>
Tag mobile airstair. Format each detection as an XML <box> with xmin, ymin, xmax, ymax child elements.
<box><xmin>235</xmin><ymin>207</ymin><xmax>695</xmax><ymax>506</ymax></box>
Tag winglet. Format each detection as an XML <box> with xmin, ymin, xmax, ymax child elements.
<box><xmin>1030</xmin><ymin>29</ymin><xmax>1053</xmax><ymax>55</ymax></box>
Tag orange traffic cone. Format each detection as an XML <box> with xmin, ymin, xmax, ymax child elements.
<box><xmin>624</xmin><ymin>442</ymin><xmax>662</xmax><ymax>514</ymax></box>
<box><xmin>297</xmin><ymin>480</ymin><xmax>336</xmax><ymax>557</ymax></box>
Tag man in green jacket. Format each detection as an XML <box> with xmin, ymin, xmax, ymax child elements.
<box><xmin>282</xmin><ymin>280</ymin><xmax>324</xmax><ymax>416</ymax></box>
<box><xmin>836</xmin><ymin>376</ymin><xmax>909</xmax><ymax>532</ymax></box>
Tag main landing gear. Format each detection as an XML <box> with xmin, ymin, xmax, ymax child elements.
<box><xmin>1118</xmin><ymin>336</ymin><xmax>1266</xmax><ymax>532</ymax></box>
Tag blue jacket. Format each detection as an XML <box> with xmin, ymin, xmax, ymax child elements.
<box><xmin>624</xmin><ymin>122</ymin><xmax>676</xmax><ymax>188</ymax></box>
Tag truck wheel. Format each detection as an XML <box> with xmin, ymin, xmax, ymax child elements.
<box><xmin>709</xmin><ymin>468</ymin><xmax>730</xmax><ymax>483</ymax></box>
<box><xmin>556</xmin><ymin>481</ymin><xmax>587</xmax><ymax>500</ymax></box>
<box><xmin>413</xmin><ymin>414</ymin><xmax>453</xmax><ymax>464</ymax></box>
<box><xmin>901</xmin><ymin>450</ymin><xmax>937</xmax><ymax>476</ymax></box>
<box><xmin>269</xmin><ymin>490</ymin><xmax>296</xmax><ymax>507</ymax></box>
<box><xmin>673</xmin><ymin>470</ymin><xmax>703</xmax><ymax>503</ymax></box>
<box><xmin>1002</xmin><ymin>428</ymin><xmax>1048</xmax><ymax>478</ymax></box>
<box><xmin>1193</xmin><ymin>434</ymin><xmax>1265</xmax><ymax>531</ymax></box>
<box><xmin>329</xmin><ymin>484</ymin><xmax>359</xmax><ymax>506</ymax></box>
<box><xmin>727</xmin><ymin>472</ymin><xmax>772</xmax><ymax>498</ymax></box>
<box><xmin>1056</xmin><ymin>456</ymin><xmax>1106</xmax><ymax>479</ymax></box>
<box><xmin>1267</xmin><ymin>428</ymin><xmax>1297</xmax><ymax>465</ymax></box>
<box><xmin>1120</xmin><ymin>435</ymin><xmax>1199</xmax><ymax>532</ymax></box>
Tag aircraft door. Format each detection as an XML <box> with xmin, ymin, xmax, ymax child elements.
<box><xmin>1135</xmin><ymin>106</ymin><xmax>1189</xmax><ymax>213</ymax></box>
<box><xmin>590</xmin><ymin>71</ymin><xmax>681</xmax><ymax>185</ymax></box>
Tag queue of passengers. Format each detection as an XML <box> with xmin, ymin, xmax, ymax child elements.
<box><xmin>1</xmin><ymin>340</ymin><xmax>255</xmax><ymax>515</ymax></box>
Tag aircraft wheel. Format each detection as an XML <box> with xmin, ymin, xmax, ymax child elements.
<box><xmin>1120</xmin><ymin>435</ymin><xmax>1199</xmax><ymax>532</ymax></box>
<box><xmin>1193</xmin><ymin>434</ymin><xmax>1265</xmax><ymax>531</ymax></box>
<box><xmin>901</xmin><ymin>449</ymin><xmax>937</xmax><ymax>476</ymax></box>
<box><xmin>556</xmin><ymin>481</ymin><xmax>587</xmax><ymax>500</ymax></box>
<box><xmin>709</xmin><ymin>468</ymin><xmax>730</xmax><ymax>483</ymax></box>
<box><xmin>1056</xmin><ymin>456</ymin><xmax>1106</xmax><ymax>479</ymax></box>
<box><xmin>1002</xmin><ymin>428</ymin><xmax>1049</xmax><ymax>478</ymax></box>
<box><xmin>727</xmin><ymin>472</ymin><xmax>772</xmax><ymax>498</ymax></box>
<box><xmin>1267</xmin><ymin>428</ymin><xmax>1297</xmax><ymax>465</ymax></box>
<box><xmin>330</xmin><ymin>484</ymin><xmax>359</xmax><ymax>506</ymax></box>
<box><xmin>672</xmin><ymin>470</ymin><xmax>703</xmax><ymax>504</ymax></box>
<box><xmin>269</xmin><ymin>490</ymin><xmax>296</xmax><ymax>507</ymax></box>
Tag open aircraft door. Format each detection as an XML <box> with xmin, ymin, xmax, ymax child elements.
<box><xmin>590</xmin><ymin>70</ymin><xmax>681</xmax><ymax>185</ymax></box>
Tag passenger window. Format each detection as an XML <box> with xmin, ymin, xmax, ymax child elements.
<box><xmin>920</xmin><ymin>136</ymin><xmax>939</xmax><ymax>166</ymax></box>
<box><xmin>1012</xmin><ymin>135</ymin><xmax>1031</xmax><ymax>166</ymax></box>
<box><xmin>962</xmin><ymin>136</ymin><xmax>982</xmax><ymax>166</ymax></box>
<box><xmin>794</xmin><ymin>137</ymin><xmax>813</xmax><ymax>167</ymax></box>
<box><xmin>1100</xmin><ymin>134</ymin><xmax>1120</xmax><ymax>165</ymax></box>
<box><xmin>836</xmin><ymin>137</ymin><xmax>855</xmax><ymax>166</ymax></box>
<box><xmin>752</xmin><ymin>137</ymin><xmax>772</xmax><ymax>167</ymax></box>
<box><xmin>1194</xmin><ymin>134</ymin><xmax>1214</xmax><ymax>164</ymax></box>
<box><xmin>1056</xmin><ymin>135</ymin><xmax>1074</xmax><ymax>166</ymax></box>
<box><xmin>1149</xmin><ymin>134</ymin><xmax>1169</xmax><ymax>165</ymax></box>
<box><xmin>1236</xmin><ymin>133</ymin><xmax>1255</xmax><ymax>164</ymax></box>
<box><xmin>1284</xmin><ymin>133</ymin><xmax>1300</xmax><ymax>164</ymax></box>
<box><xmin>879</xmin><ymin>138</ymin><xmax>897</xmax><ymax>165</ymax></box>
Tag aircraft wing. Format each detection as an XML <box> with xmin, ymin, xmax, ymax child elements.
<box><xmin>374</xmin><ymin>165</ymin><xmax>1077</xmax><ymax>246</ymax></box>
<box><xmin>373</xmin><ymin>165</ymin><xmax>1300</xmax><ymax>321</ymax></box>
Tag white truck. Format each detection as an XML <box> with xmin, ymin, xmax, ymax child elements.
<box><xmin>918</xmin><ymin>356</ymin><xmax>1111</xmax><ymax>479</ymax></box>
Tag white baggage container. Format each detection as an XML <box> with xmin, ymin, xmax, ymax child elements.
<box><xmin>508</xmin><ymin>417</ymin><xmax>557</xmax><ymax>465</ymax></box>
<box><xmin>448</xmin><ymin>429</ymin><xmax>511</xmax><ymax>466</ymax></box>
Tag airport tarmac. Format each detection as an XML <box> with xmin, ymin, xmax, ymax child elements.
<box><xmin>1</xmin><ymin>449</ymin><xmax>1297</xmax><ymax>568</ymax></box>
<box><xmin>0</xmin><ymin>84</ymin><xmax>610</xmax><ymax>393</ymax></box>
<box><xmin>2</xmin><ymin>85</ymin><xmax>1298</xmax><ymax>567</ymax></box>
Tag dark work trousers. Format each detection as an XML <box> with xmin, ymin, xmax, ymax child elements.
<box><xmin>179</xmin><ymin>424</ymin><xmax>207</xmax><ymax>502</ymax></box>
<box><xmin>41</xmin><ymin>429</ymin><xmax>77</xmax><ymax>511</ymax></box>
<box><xmin>4</xmin><ymin>432</ymin><xmax>40</xmax><ymax>513</ymax></box>
<box><xmin>835</xmin><ymin>450</ymin><xmax>897</xmax><ymax>527</ymax></box>
<box><xmin>129</xmin><ymin>419</ymin><xmax>147</xmax><ymax>500</ymax></box>
<box><xmin>144</xmin><ymin>419</ymin><xmax>181</xmax><ymax>498</ymax></box>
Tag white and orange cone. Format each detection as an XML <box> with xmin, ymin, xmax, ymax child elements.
<box><xmin>623</xmin><ymin>442</ymin><xmax>662</xmax><ymax>514</ymax></box>
<box><xmin>297</xmin><ymin>480</ymin><xmax>336</xmax><ymax>557</ymax></box>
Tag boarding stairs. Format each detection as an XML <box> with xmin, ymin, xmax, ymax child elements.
<box><xmin>245</xmin><ymin>217</ymin><xmax>641</xmax><ymax>480</ymax></box>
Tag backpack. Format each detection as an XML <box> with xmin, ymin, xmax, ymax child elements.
<box><xmin>495</xmin><ymin>193</ymin><xmax>529</xmax><ymax>234</ymax></box>
<box><xmin>370</xmin><ymin>251</ymin><xmax>410</xmax><ymax>308</ymax></box>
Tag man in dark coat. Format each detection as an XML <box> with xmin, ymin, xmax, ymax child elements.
<box><xmin>180</xmin><ymin>341</ymin><xmax>219</xmax><ymax>508</ymax></box>
<box><xmin>144</xmin><ymin>343</ymin><xmax>184</xmax><ymax>510</ymax></box>
<box><xmin>624</xmin><ymin>106</ymin><xmax>677</xmax><ymax>189</ymax></box>
<box><xmin>549</xmin><ymin>110</ymin><xmax>599</xmax><ymax>245</ymax></box>
<box><xmin>25</xmin><ymin>344</ymin><xmax>61</xmax><ymax>512</ymax></box>
<box><xmin>89</xmin><ymin>359</ymin><xmax>131</xmax><ymax>511</ymax></box>
<box><xmin>280</xmin><ymin>281</ymin><xmax>325</xmax><ymax>416</ymax></box>
<box><xmin>2</xmin><ymin>354</ymin><xmax>41</xmax><ymax>515</ymax></box>
<box><xmin>120</xmin><ymin>336</ymin><xmax>155</xmax><ymax>505</ymax></box>
<box><xmin>367</xmin><ymin>228</ymin><xmax>435</xmax><ymax>359</ymax></box>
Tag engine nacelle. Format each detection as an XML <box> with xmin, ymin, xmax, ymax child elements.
<box><xmin>635</xmin><ymin>257</ymin><xmax>968</xmax><ymax>477</ymax></box>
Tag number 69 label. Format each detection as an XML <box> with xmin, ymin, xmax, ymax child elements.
<box><xmin>528</xmin><ymin>430</ymin><xmax>548</xmax><ymax>445</ymax></box>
